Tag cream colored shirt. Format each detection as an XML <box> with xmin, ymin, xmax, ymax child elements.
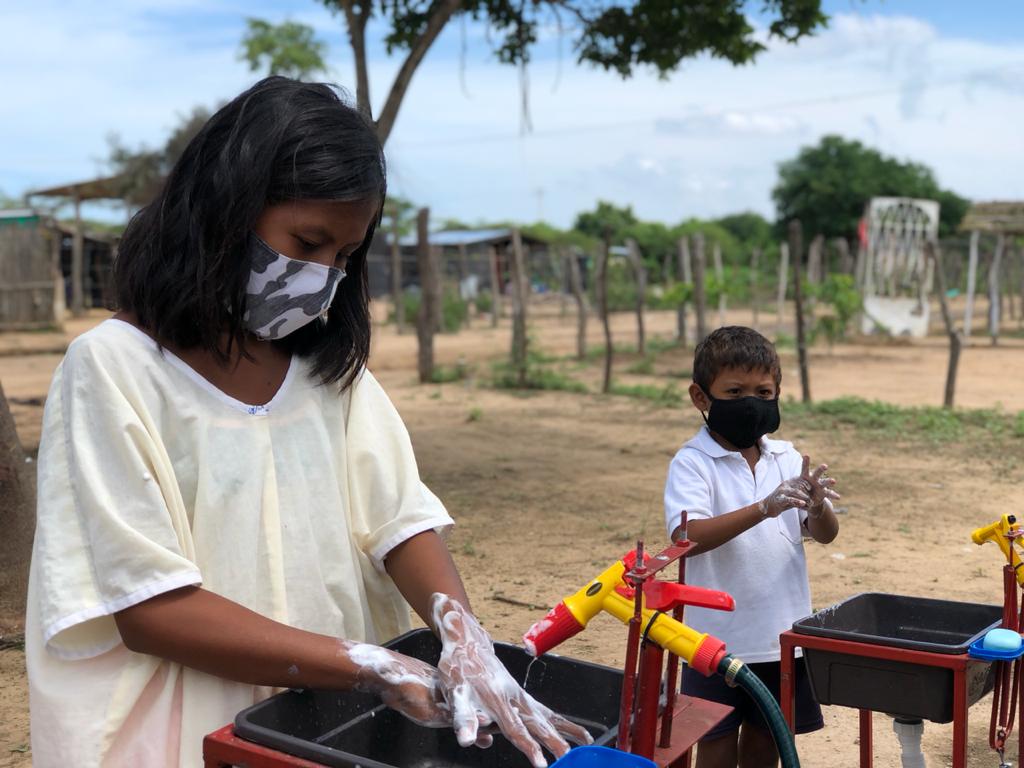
<box><xmin>26</xmin><ymin>319</ymin><xmax>453</xmax><ymax>767</ymax></box>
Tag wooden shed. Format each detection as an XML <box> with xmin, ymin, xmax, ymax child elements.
<box><xmin>0</xmin><ymin>210</ymin><xmax>63</xmax><ymax>330</ymax></box>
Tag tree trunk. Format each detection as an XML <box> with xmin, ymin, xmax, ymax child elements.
<box><xmin>415</xmin><ymin>208</ymin><xmax>438</xmax><ymax>383</ymax></box>
<box><xmin>625</xmin><ymin>238</ymin><xmax>646</xmax><ymax>356</ymax></box>
<box><xmin>0</xmin><ymin>381</ymin><xmax>35</xmax><ymax>636</ymax></box>
<box><xmin>789</xmin><ymin>220</ymin><xmax>811</xmax><ymax>403</ymax></box>
<box><xmin>675</xmin><ymin>237</ymin><xmax>691</xmax><ymax>345</ymax></box>
<box><xmin>510</xmin><ymin>229</ymin><xmax>530</xmax><ymax>387</ymax></box>
<box><xmin>489</xmin><ymin>245</ymin><xmax>502</xmax><ymax>328</ymax></box>
<box><xmin>927</xmin><ymin>241</ymin><xmax>962</xmax><ymax>409</ymax></box>
<box><xmin>776</xmin><ymin>243</ymin><xmax>790</xmax><ymax>340</ymax></box>
<box><xmin>712</xmin><ymin>242</ymin><xmax>726</xmax><ymax>328</ymax></box>
<box><xmin>750</xmin><ymin>247</ymin><xmax>761</xmax><ymax>329</ymax></box>
<box><xmin>597</xmin><ymin>239</ymin><xmax>613</xmax><ymax>394</ymax></box>
<box><xmin>339</xmin><ymin>0</ymin><xmax>372</xmax><ymax>118</ymax></box>
<box><xmin>390</xmin><ymin>210</ymin><xmax>404</xmax><ymax>335</ymax></box>
<box><xmin>566</xmin><ymin>251</ymin><xmax>588</xmax><ymax>360</ymax></box>
<box><xmin>692</xmin><ymin>233</ymin><xmax>708</xmax><ymax>343</ymax></box>
<box><xmin>989</xmin><ymin>233</ymin><xmax>1005</xmax><ymax>346</ymax></box>
<box><xmin>374</xmin><ymin>0</ymin><xmax>461</xmax><ymax>145</ymax></box>
<box><xmin>964</xmin><ymin>230</ymin><xmax>980</xmax><ymax>340</ymax></box>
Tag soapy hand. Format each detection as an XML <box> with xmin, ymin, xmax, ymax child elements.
<box><xmin>798</xmin><ymin>455</ymin><xmax>840</xmax><ymax>518</ymax></box>
<box><xmin>758</xmin><ymin>477</ymin><xmax>811</xmax><ymax>519</ymax></box>
<box><xmin>431</xmin><ymin>593</ymin><xmax>593</xmax><ymax>768</ymax></box>
<box><xmin>344</xmin><ymin>641</ymin><xmax>461</xmax><ymax>734</ymax></box>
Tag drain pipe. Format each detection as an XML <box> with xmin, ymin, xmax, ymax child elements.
<box><xmin>892</xmin><ymin>718</ymin><xmax>926</xmax><ymax>768</ymax></box>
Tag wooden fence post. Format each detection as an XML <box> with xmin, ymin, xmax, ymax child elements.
<box><xmin>750</xmin><ymin>247</ymin><xmax>761</xmax><ymax>329</ymax></box>
<box><xmin>776</xmin><ymin>243</ymin><xmax>789</xmax><ymax>339</ymax></box>
<box><xmin>989</xmin><ymin>233</ymin><xmax>1005</xmax><ymax>346</ymax></box>
<box><xmin>510</xmin><ymin>229</ymin><xmax>530</xmax><ymax>387</ymax></box>
<box><xmin>71</xmin><ymin>194</ymin><xmax>84</xmax><ymax>317</ymax></box>
<box><xmin>927</xmin><ymin>241</ymin><xmax>962</xmax><ymax>409</ymax></box>
<box><xmin>713</xmin><ymin>242</ymin><xmax>726</xmax><ymax>327</ymax></box>
<box><xmin>789</xmin><ymin>220</ymin><xmax>811</xmax><ymax>403</ymax></box>
<box><xmin>489</xmin><ymin>245</ymin><xmax>502</xmax><ymax>328</ymax></box>
<box><xmin>964</xmin><ymin>230</ymin><xmax>980</xmax><ymax>340</ymax></box>
<box><xmin>415</xmin><ymin>208</ymin><xmax>438</xmax><ymax>383</ymax></box>
<box><xmin>566</xmin><ymin>250</ymin><xmax>588</xmax><ymax>360</ymax></box>
<box><xmin>692</xmin><ymin>232</ymin><xmax>708</xmax><ymax>343</ymax></box>
<box><xmin>457</xmin><ymin>242</ymin><xmax>470</xmax><ymax>328</ymax></box>
<box><xmin>626</xmin><ymin>238</ymin><xmax>647</xmax><ymax>356</ymax></box>
<box><xmin>835</xmin><ymin>237</ymin><xmax>853</xmax><ymax>275</ymax></box>
<box><xmin>391</xmin><ymin>211</ymin><xmax>404</xmax><ymax>334</ymax></box>
<box><xmin>676</xmin><ymin>237</ymin><xmax>691</xmax><ymax>344</ymax></box>
<box><xmin>597</xmin><ymin>238</ymin><xmax>613</xmax><ymax>393</ymax></box>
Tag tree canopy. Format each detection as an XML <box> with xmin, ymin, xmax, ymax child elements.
<box><xmin>317</xmin><ymin>0</ymin><xmax>828</xmax><ymax>143</ymax></box>
<box><xmin>772</xmin><ymin>135</ymin><xmax>970</xmax><ymax>240</ymax></box>
<box><xmin>107</xmin><ymin>106</ymin><xmax>213</xmax><ymax>209</ymax></box>
<box><xmin>239</xmin><ymin>19</ymin><xmax>329</xmax><ymax>80</ymax></box>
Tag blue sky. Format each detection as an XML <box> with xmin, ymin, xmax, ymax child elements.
<box><xmin>2</xmin><ymin>1</ymin><xmax>1022</xmax><ymax>227</ymax></box>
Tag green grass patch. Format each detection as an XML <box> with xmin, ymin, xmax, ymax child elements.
<box><xmin>784</xmin><ymin>396</ymin><xmax>1024</xmax><ymax>443</ymax></box>
<box><xmin>609</xmin><ymin>382</ymin><xmax>684</xmax><ymax>407</ymax></box>
<box><xmin>429</xmin><ymin>359</ymin><xmax>473</xmax><ymax>384</ymax></box>
<box><xmin>646</xmin><ymin>336</ymin><xmax>683</xmax><ymax>354</ymax></box>
<box><xmin>490</xmin><ymin>361</ymin><xmax>589</xmax><ymax>394</ymax></box>
<box><xmin>626</xmin><ymin>356</ymin><xmax>655</xmax><ymax>375</ymax></box>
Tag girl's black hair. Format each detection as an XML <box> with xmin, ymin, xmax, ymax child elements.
<box><xmin>114</xmin><ymin>76</ymin><xmax>385</xmax><ymax>389</ymax></box>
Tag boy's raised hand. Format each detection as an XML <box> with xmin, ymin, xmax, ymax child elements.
<box><xmin>798</xmin><ymin>455</ymin><xmax>840</xmax><ymax>517</ymax></box>
<box><xmin>758</xmin><ymin>476</ymin><xmax>811</xmax><ymax>518</ymax></box>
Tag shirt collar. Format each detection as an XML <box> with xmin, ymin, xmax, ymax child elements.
<box><xmin>687</xmin><ymin>425</ymin><xmax>789</xmax><ymax>459</ymax></box>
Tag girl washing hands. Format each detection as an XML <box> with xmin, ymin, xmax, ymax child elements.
<box><xmin>26</xmin><ymin>76</ymin><xmax>589</xmax><ymax>768</ymax></box>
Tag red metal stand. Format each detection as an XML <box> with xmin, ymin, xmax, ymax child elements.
<box><xmin>779</xmin><ymin>631</ymin><xmax>974</xmax><ymax>768</ymax></box>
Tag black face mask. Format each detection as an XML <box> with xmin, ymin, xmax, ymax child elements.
<box><xmin>700</xmin><ymin>391</ymin><xmax>781</xmax><ymax>450</ymax></box>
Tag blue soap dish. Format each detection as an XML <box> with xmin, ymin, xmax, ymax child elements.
<box><xmin>969</xmin><ymin>638</ymin><xmax>1024</xmax><ymax>661</ymax></box>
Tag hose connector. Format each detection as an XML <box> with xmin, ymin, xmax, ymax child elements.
<box><xmin>722</xmin><ymin>657</ymin><xmax>745</xmax><ymax>688</ymax></box>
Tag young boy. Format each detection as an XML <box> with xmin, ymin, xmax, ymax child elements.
<box><xmin>664</xmin><ymin>326</ymin><xmax>839</xmax><ymax>768</ymax></box>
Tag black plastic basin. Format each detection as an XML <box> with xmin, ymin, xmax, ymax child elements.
<box><xmin>793</xmin><ymin>593</ymin><xmax>1002</xmax><ymax>722</ymax></box>
<box><xmin>234</xmin><ymin>629</ymin><xmax>624</xmax><ymax>768</ymax></box>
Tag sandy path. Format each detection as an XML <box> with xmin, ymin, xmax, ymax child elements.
<box><xmin>1</xmin><ymin>304</ymin><xmax>1023</xmax><ymax>766</ymax></box>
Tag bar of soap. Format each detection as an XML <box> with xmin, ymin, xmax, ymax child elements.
<box><xmin>983</xmin><ymin>628</ymin><xmax>1022</xmax><ymax>652</ymax></box>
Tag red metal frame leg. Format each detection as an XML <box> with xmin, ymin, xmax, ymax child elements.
<box><xmin>858</xmin><ymin>710</ymin><xmax>872</xmax><ymax>768</ymax></box>
<box><xmin>953</xmin><ymin>666</ymin><xmax>968</xmax><ymax>768</ymax></box>
<box><xmin>779</xmin><ymin>634</ymin><xmax>796</xmax><ymax>732</ymax></box>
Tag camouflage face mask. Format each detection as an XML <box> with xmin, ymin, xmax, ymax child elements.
<box><xmin>243</xmin><ymin>234</ymin><xmax>346</xmax><ymax>340</ymax></box>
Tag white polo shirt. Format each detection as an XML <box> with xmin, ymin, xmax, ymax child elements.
<box><xmin>663</xmin><ymin>426</ymin><xmax>811</xmax><ymax>663</ymax></box>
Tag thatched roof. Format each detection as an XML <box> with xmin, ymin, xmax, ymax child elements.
<box><xmin>27</xmin><ymin>175</ymin><xmax>125</xmax><ymax>201</ymax></box>
<box><xmin>960</xmin><ymin>201</ymin><xmax>1024</xmax><ymax>234</ymax></box>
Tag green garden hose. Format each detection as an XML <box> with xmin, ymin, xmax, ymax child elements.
<box><xmin>717</xmin><ymin>655</ymin><xmax>801</xmax><ymax>768</ymax></box>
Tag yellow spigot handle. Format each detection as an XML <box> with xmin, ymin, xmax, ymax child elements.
<box><xmin>972</xmin><ymin>515</ymin><xmax>1024</xmax><ymax>586</ymax></box>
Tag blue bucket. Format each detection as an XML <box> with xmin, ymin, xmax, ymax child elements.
<box><xmin>551</xmin><ymin>745</ymin><xmax>657</xmax><ymax>767</ymax></box>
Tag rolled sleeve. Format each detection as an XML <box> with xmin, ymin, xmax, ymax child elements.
<box><xmin>34</xmin><ymin>343</ymin><xmax>201</xmax><ymax>660</ymax></box>
<box><xmin>344</xmin><ymin>370</ymin><xmax>455</xmax><ymax>573</ymax></box>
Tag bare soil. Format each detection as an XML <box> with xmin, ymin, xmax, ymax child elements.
<box><xmin>2</xmin><ymin>302</ymin><xmax>1023</xmax><ymax>767</ymax></box>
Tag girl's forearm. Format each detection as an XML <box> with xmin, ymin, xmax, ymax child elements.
<box><xmin>384</xmin><ymin>530</ymin><xmax>471</xmax><ymax>628</ymax></box>
<box><xmin>114</xmin><ymin>585</ymin><xmax>362</xmax><ymax>690</ymax></box>
<box><xmin>680</xmin><ymin>504</ymin><xmax>765</xmax><ymax>555</ymax></box>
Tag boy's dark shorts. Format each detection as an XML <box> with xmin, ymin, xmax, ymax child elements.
<box><xmin>682</xmin><ymin>658</ymin><xmax>823</xmax><ymax>741</ymax></box>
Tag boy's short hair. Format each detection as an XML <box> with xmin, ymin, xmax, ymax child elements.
<box><xmin>693</xmin><ymin>326</ymin><xmax>782</xmax><ymax>393</ymax></box>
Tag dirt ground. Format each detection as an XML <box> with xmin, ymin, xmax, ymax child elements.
<box><xmin>2</xmin><ymin>301</ymin><xmax>1024</xmax><ymax>768</ymax></box>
